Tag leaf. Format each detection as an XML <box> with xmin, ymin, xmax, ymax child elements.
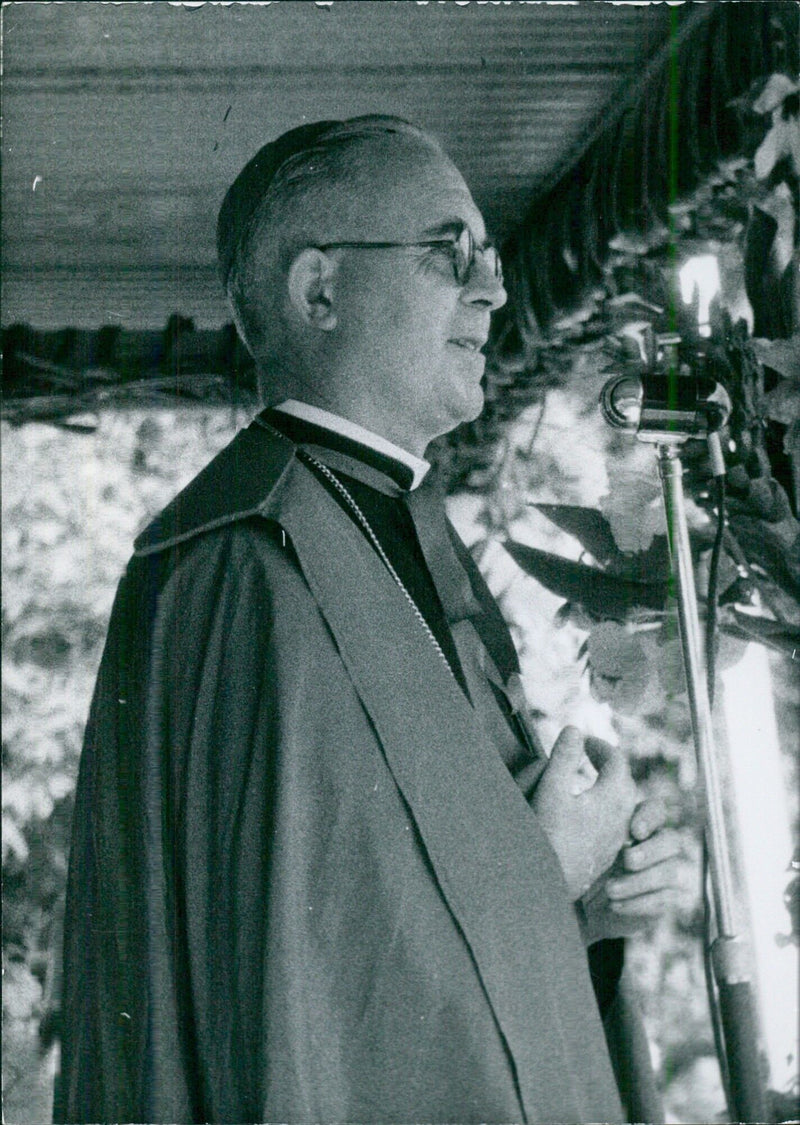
<box><xmin>607</xmin><ymin>292</ymin><xmax>664</xmax><ymax>313</ymax></box>
<box><xmin>530</xmin><ymin>504</ymin><xmax>672</xmax><ymax>582</ymax></box>
<box><xmin>764</xmin><ymin>380</ymin><xmax>800</xmax><ymax>425</ymax></box>
<box><xmin>600</xmin><ymin>466</ymin><xmax>665</xmax><ymax>554</ymax></box>
<box><xmin>588</xmin><ymin>621</ymin><xmax>643</xmax><ymax>676</ymax></box>
<box><xmin>752</xmin><ymin>336</ymin><xmax>800</xmax><ymax>384</ymax></box>
<box><xmin>46</xmin><ymin>771</ymin><xmax>73</xmax><ymax>801</ymax></box>
<box><xmin>728</xmin><ymin>511</ymin><xmax>800</xmax><ymax>596</ymax></box>
<box><xmin>586</xmin><ymin>622</ymin><xmax>652</xmax><ymax>713</ymax></box>
<box><xmin>721</xmin><ymin>611</ymin><xmax>800</xmax><ymax>657</ymax></box>
<box><xmin>504</xmin><ymin>540</ymin><xmax>669</xmax><ymax>621</ymax></box>
<box><xmin>620</xmin><ymin>534</ymin><xmax>672</xmax><ymax>583</ymax></box>
<box><xmin>1</xmin><ymin>959</ymin><xmax>42</xmax><ymax>1019</ymax></box>
<box><xmin>753</xmin><ymin>117</ymin><xmax>787</xmax><ymax>180</ymax></box>
<box><xmin>754</xmin><ymin>94</ymin><xmax>800</xmax><ymax>179</ymax></box>
<box><xmin>1</xmin><ymin>815</ymin><xmax>29</xmax><ymax>864</ymax></box>
<box><xmin>752</xmin><ymin>73</ymin><xmax>799</xmax><ymax>115</ymax></box>
<box><xmin>608</xmin><ymin>233</ymin><xmax>655</xmax><ymax>255</ymax></box>
<box><xmin>528</xmin><ymin>504</ymin><xmax>620</xmax><ymax>565</ymax></box>
<box><xmin>752</xmin><ymin>185</ymin><xmax>796</xmax><ymax>272</ymax></box>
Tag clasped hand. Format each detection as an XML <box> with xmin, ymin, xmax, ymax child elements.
<box><xmin>531</xmin><ymin>727</ymin><xmax>683</xmax><ymax>942</ymax></box>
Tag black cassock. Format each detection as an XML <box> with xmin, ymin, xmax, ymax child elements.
<box><xmin>56</xmin><ymin>414</ymin><xmax>657</xmax><ymax>1123</ymax></box>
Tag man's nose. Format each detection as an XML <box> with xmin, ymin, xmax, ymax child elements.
<box><xmin>461</xmin><ymin>258</ymin><xmax>507</xmax><ymax>311</ymax></box>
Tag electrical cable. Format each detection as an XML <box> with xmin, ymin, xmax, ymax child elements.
<box><xmin>705</xmin><ymin>474</ymin><xmax>727</xmax><ymax>709</ymax></box>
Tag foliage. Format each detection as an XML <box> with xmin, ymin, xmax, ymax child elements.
<box><xmin>504</xmin><ymin>529</ymin><xmax>670</xmax><ymax>623</ymax></box>
<box><xmin>493</xmin><ymin>68</ymin><xmax>800</xmax><ymax>721</ymax></box>
<box><xmin>484</xmin><ymin>2</ymin><xmax>798</xmax><ymax>365</ymax></box>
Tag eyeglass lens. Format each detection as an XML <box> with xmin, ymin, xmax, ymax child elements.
<box><xmin>454</xmin><ymin>227</ymin><xmax>502</xmax><ymax>286</ymax></box>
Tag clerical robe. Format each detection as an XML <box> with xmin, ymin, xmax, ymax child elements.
<box><xmin>55</xmin><ymin>414</ymin><xmax>630</xmax><ymax>1124</ymax></box>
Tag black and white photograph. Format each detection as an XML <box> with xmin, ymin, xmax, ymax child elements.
<box><xmin>2</xmin><ymin>2</ymin><xmax>798</xmax><ymax>1122</ymax></box>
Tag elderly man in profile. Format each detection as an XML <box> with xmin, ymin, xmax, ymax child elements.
<box><xmin>56</xmin><ymin>116</ymin><xmax>679</xmax><ymax>1124</ymax></box>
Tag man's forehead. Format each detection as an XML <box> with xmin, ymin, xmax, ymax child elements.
<box><xmin>310</xmin><ymin>134</ymin><xmax>488</xmax><ymax>245</ymax></box>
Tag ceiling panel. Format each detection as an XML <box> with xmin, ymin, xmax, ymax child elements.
<box><xmin>2</xmin><ymin>1</ymin><xmax>675</xmax><ymax>327</ymax></box>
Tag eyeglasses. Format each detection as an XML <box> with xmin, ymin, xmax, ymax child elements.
<box><xmin>316</xmin><ymin>224</ymin><xmax>503</xmax><ymax>288</ymax></box>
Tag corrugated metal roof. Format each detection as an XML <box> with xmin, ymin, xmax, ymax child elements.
<box><xmin>2</xmin><ymin>0</ymin><xmax>678</xmax><ymax>326</ymax></box>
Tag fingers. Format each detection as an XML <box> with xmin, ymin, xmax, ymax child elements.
<box><xmin>548</xmin><ymin>731</ymin><xmax>632</xmax><ymax>797</ymax></box>
<box><xmin>606</xmin><ymin>856</ymin><xmax>683</xmax><ymax>901</ymax></box>
<box><xmin>547</xmin><ymin>726</ymin><xmax>589</xmax><ymax>781</ymax></box>
<box><xmin>605</xmin><ymin>887</ymin><xmax>677</xmax><ymax>918</ymax></box>
<box><xmin>629</xmin><ymin>797</ymin><xmax>670</xmax><ymax>842</ymax></box>
<box><xmin>581</xmin><ymin>735</ymin><xmax>620</xmax><ymax>775</ymax></box>
<box><xmin>583</xmin><ymin>736</ymin><xmax>632</xmax><ymax>792</ymax></box>
<box><xmin>622</xmin><ymin>828</ymin><xmax>682</xmax><ymax>872</ymax></box>
<box><xmin>584</xmin><ymin>740</ymin><xmax>637</xmax><ymax>820</ymax></box>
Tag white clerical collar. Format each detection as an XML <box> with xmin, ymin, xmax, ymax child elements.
<box><xmin>275</xmin><ymin>400</ymin><xmax>431</xmax><ymax>490</ymax></box>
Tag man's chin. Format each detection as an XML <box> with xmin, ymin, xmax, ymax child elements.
<box><xmin>462</xmin><ymin>380</ymin><xmax>486</xmax><ymax>420</ymax></box>
<box><xmin>441</xmin><ymin>384</ymin><xmax>485</xmax><ymax>433</ymax></box>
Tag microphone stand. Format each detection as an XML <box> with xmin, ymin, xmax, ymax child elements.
<box><xmin>657</xmin><ymin>441</ymin><xmax>767</xmax><ymax>1124</ymax></box>
<box><xmin>601</xmin><ymin>356</ymin><xmax>768</xmax><ymax>1121</ymax></box>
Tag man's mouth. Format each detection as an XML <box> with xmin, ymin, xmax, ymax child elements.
<box><xmin>448</xmin><ymin>337</ymin><xmax>485</xmax><ymax>353</ymax></box>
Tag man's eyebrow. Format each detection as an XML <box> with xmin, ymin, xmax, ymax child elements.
<box><xmin>418</xmin><ymin>219</ymin><xmax>495</xmax><ymax>246</ymax></box>
<box><xmin>418</xmin><ymin>220</ymin><xmax>462</xmax><ymax>237</ymax></box>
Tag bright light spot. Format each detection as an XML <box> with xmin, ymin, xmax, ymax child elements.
<box><xmin>679</xmin><ymin>254</ymin><xmax>721</xmax><ymax>337</ymax></box>
<box><xmin>720</xmin><ymin>643</ymin><xmax>798</xmax><ymax>1092</ymax></box>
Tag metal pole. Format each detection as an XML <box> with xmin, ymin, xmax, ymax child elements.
<box><xmin>658</xmin><ymin>446</ymin><xmax>737</xmax><ymax>933</ymax></box>
<box><xmin>657</xmin><ymin>444</ymin><xmax>767</xmax><ymax>1123</ymax></box>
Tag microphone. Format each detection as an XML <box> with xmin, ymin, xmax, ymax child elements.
<box><xmin>600</xmin><ymin>371</ymin><xmax>731</xmax><ymax>442</ymax></box>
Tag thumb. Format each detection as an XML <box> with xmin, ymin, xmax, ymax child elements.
<box><xmin>585</xmin><ymin>738</ymin><xmax>637</xmax><ymax>829</ymax></box>
<box><xmin>547</xmin><ymin>726</ymin><xmax>587</xmax><ymax>781</ymax></box>
<box><xmin>583</xmin><ymin>736</ymin><xmax>626</xmax><ymax>779</ymax></box>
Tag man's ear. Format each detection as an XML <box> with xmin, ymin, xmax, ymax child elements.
<box><xmin>287</xmin><ymin>248</ymin><xmax>338</xmax><ymax>330</ymax></box>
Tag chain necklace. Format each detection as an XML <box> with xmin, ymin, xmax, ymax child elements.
<box><xmin>297</xmin><ymin>449</ymin><xmax>455</xmax><ymax>679</ymax></box>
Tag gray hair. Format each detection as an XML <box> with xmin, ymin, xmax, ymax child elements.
<box><xmin>224</xmin><ymin>115</ymin><xmax>442</xmax><ymax>370</ymax></box>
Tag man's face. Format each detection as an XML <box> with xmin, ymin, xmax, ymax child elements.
<box><xmin>319</xmin><ymin>138</ymin><xmax>507</xmax><ymax>455</ymax></box>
